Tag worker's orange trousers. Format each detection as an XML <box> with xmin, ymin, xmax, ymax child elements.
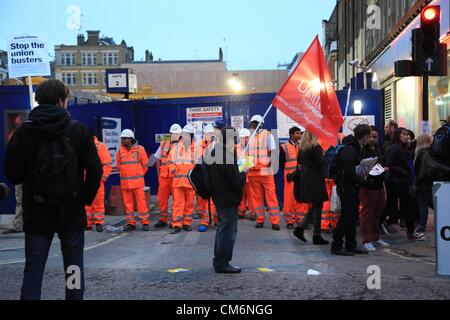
<box><xmin>282</xmin><ymin>178</ymin><xmax>307</xmax><ymax>225</ymax></box>
<box><xmin>172</xmin><ymin>187</ymin><xmax>196</xmax><ymax>228</ymax></box>
<box><xmin>85</xmin><ymin>181</ymin><xmax>106</xmax><ymax>227</ymax></box>
<box><xmin>247</xmin><ymin>175</ymin><xmax>281</xmax><ymax>225</ymax></box>
<box><xmin>321</xmin><ymin>179</ymin><xmax>339</xmax><ymax>230</ymax></box>
<box><xmin>197</xmin><ymin>197</ymin><xmax>218</xmax><ymax>226</ymax></box>
<box><xmin>239</xmin><ymin>184</ymin><xmax>252</xmax><ymax>218</ymax></box>
<box><xmin>121</xmin><ymin>187</ymin><xmax>150</xmax><ymax>225</ymax></box>
<box><xmin>157</xmin><ymin>176</ymin><xmax>174</xmax><ymax>224</ymax></box>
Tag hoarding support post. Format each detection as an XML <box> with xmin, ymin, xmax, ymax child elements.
<box><xmin>422</xmin><ymin>75</ymin><xmax>429</xmax><ymax>122</ymax></box>
<box><xmin>28</xmin><ymin>75</ymin><xmax>34</xmax><ymax>109</ymax></box>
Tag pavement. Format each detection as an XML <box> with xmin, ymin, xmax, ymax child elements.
<box><xmin>0</xmin><ymin>209</ymin><xmax>449</xmax><ymax>300</ymax></box>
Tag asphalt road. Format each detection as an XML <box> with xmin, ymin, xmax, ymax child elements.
<box><xmin>1</xmin><ymin>212</ymin><xmax>449</xmax><ymax>300</ymax></box>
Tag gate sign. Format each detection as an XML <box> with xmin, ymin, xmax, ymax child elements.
<box><xmin>102</xmin><ymin>117</ymin><xmax>121</xmax><ymax>171</ymax></box>
<box><xmin>231</xmin><ymin>116</ymin><xmax>244</xmax><ymax>131</ymax></box>
<box><xmin>186</xmin><ymin>106</ymin><xmax>223</xmax><ymax>135</ymax></box>
<box><xmin>7</xmin><ymin>35</ymin><xmax>51</xmax><ymax>78</ymax></box>
<box><xmin>106</xmin><ymin>69</ymin><xmax>129</xmax><ymax>93</ymax></box>
<box><xmin>342</xmin><ymin>115</ymin><xmax>375</xmax><ymax>137</ymax></box>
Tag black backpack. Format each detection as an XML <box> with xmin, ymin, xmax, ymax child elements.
<box><xmin>323</xmin><ymin>144</ymin><xmax>345</xmax><ymax>180</ymax></box>
<box><xmin>188</xmin><ymin>157</ymin><xmax>211</xmax><ymax>200</ymax></box>
<box><xmin>431</xmin><ymin>124</ymin><xmax>450</xmax><ymax>163</ymax></box>
<box><xmin>31</xmin><ymin>120</ymin><xmax>81</xmax><ymax>206</ymax></box>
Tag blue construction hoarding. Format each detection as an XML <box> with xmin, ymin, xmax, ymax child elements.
<box><xmin>0</xmin><ymin>86</ymin><xmax>382</xmax><ymax>215</ymax></box>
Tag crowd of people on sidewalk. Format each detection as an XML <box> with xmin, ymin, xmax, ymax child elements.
<box><xmin>1</xmin><ymin>79</ymin><xmax>449</xmax><ymax>299</ymax></box>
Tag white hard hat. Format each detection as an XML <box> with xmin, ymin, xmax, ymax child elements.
<box><xmin>203</xmin><ymin>125</ymin><xmax>215</xmax><ymax>134</ymax></box>
<box><xmin>170</xmin><ymin>124</ymin><xmax>182</xmax><ymax>134</ymax></box>
<box><xmin>121</xmin><ymin>129</ymin><xmax>135</xmax><ymax>139</ymax></box>
<box><xmin>182</xmin><ymin>124</ymin><xmax>195</xmax><ymax>134</ymax></box>
<box><xmin>250</xmin><ymin>115</ymin><xmax>264</xmax><ymax>124</ymax></box>
<box><xmin>239</xmin><ymin>128</ymin><xmax>251</xmax><ymax>138</ymax></box>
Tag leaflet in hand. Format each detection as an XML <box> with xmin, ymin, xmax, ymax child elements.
<box><xmin>369</xmin><ymin>163</ymin><xmax>385</xmax><ymax>176</ymax></box>
<box><xmin>356</xmin><ymin>157</ymin><xmax>378</xmax><ymax>178</ymax></box>
<box><xmin>238</xmin><ymin>155</ymin><xmax>255</xmax><ymax>173</ymax></box>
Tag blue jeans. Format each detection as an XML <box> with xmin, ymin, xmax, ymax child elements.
<box><xmin>213</xmin><ymin>207</ymin><xmax>239</xmax><ymax>271</ymax></box>
<box><xmin>20</xmin><ymin>230</ymin><xmax>85</xmax><ymax>300</ymax></box>
<box><xmin>417</xmin><ymin>191</ymin><xmax>434</xmax><ymax>228</ymax></box>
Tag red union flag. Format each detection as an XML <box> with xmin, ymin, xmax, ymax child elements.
<box><xmin>272</xmin><ymin>36</ymin><xmax>343</xmax><ymax>146</ymax></box>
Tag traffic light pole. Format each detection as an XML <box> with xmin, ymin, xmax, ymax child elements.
<box><xmin>422</xmin><ymin>75</ymin><xmax>429</xmax><ymax>122</ymax></box>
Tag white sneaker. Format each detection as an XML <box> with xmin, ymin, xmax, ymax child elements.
<box><xmin>364</xmin><ymin>243</ymin><xmax>377</xmax><ymax>252</ymax></box>
<box><xmin>374</xmin><ymin>239</ymin><xmax>390</xmax><ymax>247</ymax></box>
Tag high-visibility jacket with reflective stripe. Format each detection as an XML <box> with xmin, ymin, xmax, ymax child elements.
<box><xmin>159</xmin><ymin>141</ymin><xmax>175</xmax><ymax>178</ymax></box>
<box><xmin>247</xmin><ymin>130</ymin><xmax>272</xmax><ymax>176</ymax></box>
<box><xmin>169</xmin><ymin>139</ymin><xmax>198</xmax><ymax>189</ymax></box>
<box><xmin>94</xmin><ymin>136</ymin><xmax>113</xmax><ymax>182</ymax></box>
<box><xmin>116</xmin><ymin>143</ymin><xmax>149</xmax><ymax>189</ymax></box>
<box><xmin>281</xmin><ymin>141</ymin><xmax>298</xmax><ymax>176</ymax></box>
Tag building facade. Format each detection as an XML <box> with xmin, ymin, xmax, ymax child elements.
<box><xmin>0</xmin><ymin>50</ymin><xmax>8</xmax><ymax>81</ymax></box>
<box><xmin>324</xmin><ymin>0</ymin><xmax>449</xmax><ymax>133</ymax></box>
<box><xmin>54</xmin><ymin>31</ymin><xmax>134</xmax><ymax>95</ymax></box>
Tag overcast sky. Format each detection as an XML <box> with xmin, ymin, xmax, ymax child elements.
<box><xmin>1</xmin><ymin>0</ymin><xmax>336</xmax><ymax>70</ymax></box>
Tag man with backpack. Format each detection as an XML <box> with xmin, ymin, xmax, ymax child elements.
<box><xmin>330</xmin><ymin>124</ymin><xmax>372</xmax><ymax>256</ymax></box>
<box><xmin>4</xmin><ymin>80</ymin><xmax>102</xmax><ymax>300</ymax></box>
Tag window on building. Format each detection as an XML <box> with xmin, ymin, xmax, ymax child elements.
<box><xmin>103</xmin><ymin>52</ymin><xmax>118</xmax><ymax>66</ymax></box>
<box><xmin>81</xmin><ymin>53</ymin><xmax>97</xmax><ymax>66</ymax></box>
<box><xmin>62</xmin><ymin>73</ymin><xmax>77</xmax><ymax>86</ymax></box>
<box><xmin>82</xmin><ymin>73</ymin><xmax>98</xmax><ymax>86</ymax></box>
<box><xmin>61</xmin><ymin>53</ymin><xmax>75</xmax><ymax>66</ymax></box>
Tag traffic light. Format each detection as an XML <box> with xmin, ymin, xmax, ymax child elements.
<box><xmin>412</xmin><ymin>5</ymin><xmax>447</xmax><ymax>76</ymax></box>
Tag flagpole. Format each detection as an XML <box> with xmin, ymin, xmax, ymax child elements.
<box><xmin>239</xmin><ymin>104</ymin><xmax>273</xmax><ymax>162</ymax></box>
<box><xmin>343</xmin><ymin>84</ymin><xmax>352</xmax><ymax>119</ymax></box>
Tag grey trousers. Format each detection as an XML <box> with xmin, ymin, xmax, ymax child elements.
<box><xmin>213</xmin><ymin>206</ymin><xmax>239</xmax><ymax>271</ymax></box>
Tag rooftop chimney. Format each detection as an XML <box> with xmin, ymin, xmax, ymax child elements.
<box><xmin>77</xmin><ymin>34</ymin><xmax>85</xmax><ymax>45</ymax></box>
<box><xmin>86</xmin><ymin>31</ymin><xmax>100</xmax><ymax>45</ymax></box>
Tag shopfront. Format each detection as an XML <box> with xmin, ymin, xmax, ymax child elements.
<box><xmin>369</xmin><ymin>0</ymin><xmax>449</xmax><ymax>134</ymax></box>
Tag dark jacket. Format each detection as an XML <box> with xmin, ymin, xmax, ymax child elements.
<box><xmin>207</xmin><ymin>148</ymin><xmax>246</xmax><ymax>209</ymax></box>
<box><xmin>414</xmin><ymin>147</ymin><xmax>433</xmax><ymax>193</ymax></box>
<box><xmin>385</xmin><ymin>143</ymin><xmax>413</xmax><ymax>186</ymax></box>
<box><xmin>4</xmin><ymin>104</ymin><xmax>102</xmax><ymax>233</ymax></box>
<box><xmin>296</xmin><ymin>145</ymin><xmax>328</xmax><ymax>204</ymax></box>
<box><xmin>338</xmin><ymin>135</ymin><xmax>363</xmax><ymax>195</ymax></box>
<box><xmin>360</xmin><ymin>144</ymin><xmax>385</xmax><ymax>190</ymax></box>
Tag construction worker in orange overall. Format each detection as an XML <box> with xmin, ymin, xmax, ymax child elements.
<box><xmin>237</xmin><ymin>128</ymin><xmax>252</xmax><ymax>219</ymax></box>
<box><xmin>321</xmin><ymin>179</ymin><xmax>339</xmax><ymax>232</ymax></box>
<box><xmin>116</xmin><ymin>129</ymin><xmax>150</xmax><ymax>232</ymax></box>
<box><xmin>169</xmin><ymin>124</ymin><xmax>200</xmax><ymax>234</ymax></box>
<box><xmin>85</xmin><ymin>134</ymin><xmax>112</xmax><ymax>232</ymax></box>
<box><xmin>197</xmin><ymin>125</ymin><xmax>218</xmax><ymax>232</ymax></box>
<box><xmin>247</xmin><ymin>115</ymin><xmax>281</xmax><ymax>231</ymax></box>
<box><xmin>154</xmin><ymin>124</ymin><xmax>182</xmax><ymax>229</ymax></box>
<box><xmin>280</xmin><ymin>126</ymin><xmax>305</xmax><ymax>229</ymax></box>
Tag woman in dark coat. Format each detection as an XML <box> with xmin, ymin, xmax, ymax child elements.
<box><xmin>293</xmin><ymin>131</ymin><xmax>329</xmax><ymax>245</ymax></box>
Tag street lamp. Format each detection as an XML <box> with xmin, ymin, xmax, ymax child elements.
<box><xmin>228</xmin><ymin>78</ymin><xmax>243</xmax><ymax>92</ymax></box>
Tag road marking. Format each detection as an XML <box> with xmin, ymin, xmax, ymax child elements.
<box><xmin>382</xmin><ymin>249</ymin><xmax>435</xmax><ymax>266</ymax></box>
<box><xmin>167</xmin><ymin>268</ymin><xmax>190</xmax><ymax>273</ymax></box>
<box><xmin>257</xmin><ymin>267</ymin><xmax>275</xmax><ymax>272</ymax></box>
<box><xmin>0</xmin><ymin>235</ymin><xmax>126</xmax><ymax>266</ymax></box>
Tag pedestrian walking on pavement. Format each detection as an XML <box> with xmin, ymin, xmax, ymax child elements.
<box><xmin>117</xmin><ymin>129</ymin><xmax>151</xmax><ymax>232</ymax></box>
<box><xmin>4</xmin><ymin>80</ymin><xmax>102</xmax><ymax>300</ymax></box>
<box><xmin>207</xmin><ymin>127</ymin><xmax>247</xmax><ymax>273</ymax></box>
<box><xmin>331</xmin><ymin>124</ymin><xmax>372</xmax><ymax>256</ymax></box>
<box><xmin>292</xmin><ymin>131</ymin><xmax>329</xmax><ymax>245</ymax></box>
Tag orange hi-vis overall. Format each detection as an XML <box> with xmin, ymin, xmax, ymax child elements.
<box><xmin>85</xmin><ymin>136</ymin><xmax>112</xmax><ymax>227</ymax></box>
<box><xmin>116</xmin><ymin>143</ymin><xmax>150</xmax><ymax>226</ymax></box>
<box><xmin>321</xmin><ymin>179</ymin><xmax>339</xmax><ymax>231</ymax></box>
<box><xmin>169</xmin><ymin>139</ymin><xmax>198</xmax><ymax>228</ymax></box>
<box><xmin>247</xmin><ymin>130</ymin><xmax>280</xmax><ymax>225</ymax></box>
<box><xmin>281</xmin><ymin>142</ymin><xmax>310</xmax><ymax>225</ymax></box>
<box><xmin>197</xmin><ymin>140</ymin><xmax>218</xmax><ymax>226</ymax></box>
<box><xmin>237</xmin><ymin>143</ymin><xmax>251</xmax><ymax>218</ymax></box>
<box><xmin>157</xmin><ymin>140</ymin><xmax>175</xmax><ymax>224</ymax></box>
